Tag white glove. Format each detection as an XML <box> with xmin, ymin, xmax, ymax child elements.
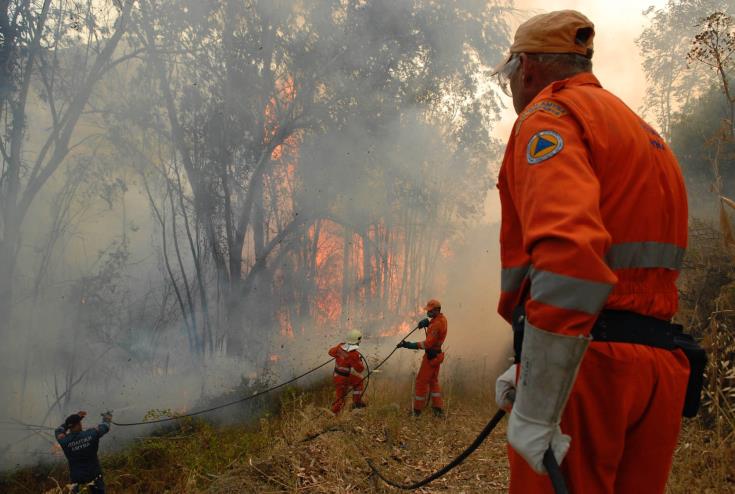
<box><xmin>508</xmin><ymin>410</ymin><xmax>571</xmax><ymax>473</ymax></box>
<box><xmin>495</xmin><ymin>364</ymin><xmax>516</xmax><ymax>411</ymax></box>
<box><xmin>507</xmin><ymin>322</ymin><xmax>589</xmax><ymax>474</ymax></box>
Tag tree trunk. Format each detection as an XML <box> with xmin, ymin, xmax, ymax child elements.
<box><xmin>0</xmin><ymin>0</ymin><xmax>131</xmax><ymax>337</ymax></box>
<box><xmin>341</xmin><ymin>226</ymin><xmax>352</xmax><ymax>325</ymax></box>
<box><xmin>0</xmin><ymin>222</ymin><xmax>20</xmax><ymax>334</ymax></box>
<box><xmin>362</xmin><ymin>228</ymin><xmax>372</xmax><ymax>306</ymax></box>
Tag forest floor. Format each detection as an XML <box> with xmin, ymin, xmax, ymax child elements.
<box><xmin>1</xmin><ymin>371</ymin><xmax>734</xmax><ymax>493</ymax></box>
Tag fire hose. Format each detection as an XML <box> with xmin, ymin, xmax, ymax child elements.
<box><xmin>114</xmin><ymin>325</ymin><xmax>420</xmax><ymax>426</ymax></box>
<box><xmin>368</xmin><ymin>409</ymin><xmax>569</xmax><ymax>494</ymax></box>
<box><xmin>360</xmin><ymin>354</ymin><xmax>371</xmax><ymax>395</ymax></box>
<box><xmin>112</xmin><ymin>358</ymin><xmax>336</xmax><ymax>426</ymax></box>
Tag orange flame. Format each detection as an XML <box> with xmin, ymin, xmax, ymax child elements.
<box><xmin>378</xmin><ymin>321</ymin><xmax>411</xmax><ymax>337</ymax></box>
<box><xmin>258</xmin><ymin>75</ymin><xmax>445</xmax><ymax>339</ymax></box>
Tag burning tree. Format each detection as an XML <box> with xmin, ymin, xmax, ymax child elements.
<box><xmin>107</xmin><ymin>0</ymin><xmax>512</xmax><ymax>363</ymax></box>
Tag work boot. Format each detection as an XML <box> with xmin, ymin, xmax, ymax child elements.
<box><xmin>411</xmin><ymin>409</ymin><xmax>421</xmax><ymax>417</ymax></box>
<box><xmin>432</xmin><ymin>407</ymin><xmax>444</xmax><ymax>418</ymax></box>
<box><xmin>353</xmin><ymin>402</ymin><xmax>367</xmax><ymax>409</ymax></box>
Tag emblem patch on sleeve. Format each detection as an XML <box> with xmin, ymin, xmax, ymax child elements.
<box><xmin>526</xmin><ymin>130</ymin><xmax>564</xmax><ymax>164</ymax></box>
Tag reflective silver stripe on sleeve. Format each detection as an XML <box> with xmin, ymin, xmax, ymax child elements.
<box><xmin>606</xmin><ymin>242</ymin><xmax>685</xmax><ymax>270</ymax></box>
<box><xmin>414</xmin><ymin>395</ymin><xmax>426</xmax><ymax>401</ymax></box>
<box><xmin>336</xmin><ymin>366</ymin><xmax>350</xmax><ymax>372</ymax></box>
<box><xmin>530</xmin><ymin>267</ymin><xmax>613</xmax><ymax>314</ymax></box>
<box><xmin>431</xmin><ymin>393</ymin><xmax>441</xmax><ymax>397</ymax></box>
<box><xmin>501</xmin><ymin>264</ymin><xmax>530</xmax><ymax>292</ymax></box>
<box><xmin>352</xmin><ymin>390</ymin><xmax>362</xmax><ymax>395</ymax></box>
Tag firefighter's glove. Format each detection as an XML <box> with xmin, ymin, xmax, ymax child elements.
<box><xmin>507</xmin><ymin>323</ymin><xmax>589</xmax><ymax>474</ymax></box>
<box><xmin>495</xmin><ymin>364</ymin><xmax>516</xmax><ymax>412</ymax></box>
<box><xmin>101</xmin><ymin>411</ymin><xmax>113</xmax><ymax>424</ymax></box>
<box><xmin>397</xmin><ymin>341</ymin><xmax>419</xmax><ymax>350</ymax></box>
<box><xmin>417</xmin><ymin>318</ymin><xmax>430</xmax><ymax>329</ymax></box>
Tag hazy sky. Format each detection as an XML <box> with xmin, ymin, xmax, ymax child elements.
<box><xmin>486</xmin><ymin>0</ymin><xmax>669</xmax><ymax>221</ymax></box>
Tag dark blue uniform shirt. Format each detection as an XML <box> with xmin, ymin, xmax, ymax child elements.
<box><xmin>55</xmin><ymin>422</ymin><xmax>109</xmax><ymax>482</ymax></box>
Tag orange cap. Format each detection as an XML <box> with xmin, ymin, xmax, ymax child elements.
<box><xmin>494</xmin><ymin>10</ymin><xmax>594</xmax><ymax>72</ymax></box>
<box><xmin>423</xmin><ymin>299</ymin><xmax>441</xmax><ymax>311</ymax></box>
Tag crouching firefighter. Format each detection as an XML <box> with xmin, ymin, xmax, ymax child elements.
<box><xmin>492</xmin><ymin>9</ymin><xmax>706</xmax><ymax>493</ymax></box>
<box><xmin>329</xmin><ymin>329</ymin><xmax>367</xmax><ymax>414</ymax></box>
<box><xmin>397</xmin><ymin>299</ymin><xmax>447</xmax><ymax>417</ymax></box>
<box><xmin>55</xmin><ymin>410</ymin><xmax>112</xmax><ymax>493</ymax></box>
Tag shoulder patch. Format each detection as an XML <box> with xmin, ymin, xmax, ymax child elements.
<box><xmin>526</xmin><ymin>130</ymin><xmax>564</xmax><ymax>164</ymax></box>
<box><xmin>515</xmin><ymin>100</ymin><xmax>568</xmax><ymax>135</ymax></box>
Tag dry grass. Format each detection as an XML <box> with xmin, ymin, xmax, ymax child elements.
<box><xmin>204</xmin><ymin>379</ymin><xmax>735</xmax><ymax>494</ymax></box>
<box><xmin>668</xmin><ymin>420</ymin><xmax>735</xmax><ymax>493</ymax></box>
<box><xmin>207</xmin><ymin>376</ymin><xmax>509</xmax><ymax>494</ymax></box>
<box><xmin>1</xmin><ymin>366</ymin><xmax>512</xmax><ymax>494</ymax></box>
<box><xmin>2</xmin><ymin>358</ymin><xmax>734</xmax><ymax>493</ymax></box>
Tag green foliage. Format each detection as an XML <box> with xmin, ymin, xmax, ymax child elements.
<box><xmin>670</xmin><ymin>84</ymin><xmax>735</xmax><ymax>210</ymax></box>
<box><xmin>72</xmin><ymin>239</ymin><xmax>132</xmax><ymax>343</ymax></box>
<box><xmin>637</xmin><ymin>0</ymin><xmax>726</xmax><ymax>138</ymax></box>
<box><xmin>98</xmin><ymin>420</ymin><xmax>270</xmax><ymax>492</ymax></box>
<box><xmin>666</xmin><ymin>9</ymin><xmax>735</xmax><ymax>218</ymax></box>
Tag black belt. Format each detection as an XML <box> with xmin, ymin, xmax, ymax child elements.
<box><xmin>512</xmin><ymin>307</ymin><xmax>680</xmax><ymax>358</ymax></box>
<box><xmin>334</xmin><ymin>368</ymin><xmax>350</xmax><ymax>377</ymax></box>
<box><xmin>591</xmin><ymin>310</ymin><xmax>680</xmax><ymax>349</ymax></box>
<box><xmin>425</xmin><ymin>348</ymin><xmax>442</xmax><ymax>360</ymax></box>
<box><xmin>511</xmin><ymin>307</ymin><xmax>706</xmax><ymax>418</ymax></box>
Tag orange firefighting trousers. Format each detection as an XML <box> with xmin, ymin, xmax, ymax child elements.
<box><xmin>509</xmin><ymin>342</ymin><xmax>689</xmax><ymax>494</ymax></box>
<box><xmin>331</xmin><ymin>374</ymin><xmax>364</xmax><ymax>414</ymax></box>
<box><xmin>414</xmin><ymin>353</ymin><xmax>445</xmax><ymax>411</ymax></box>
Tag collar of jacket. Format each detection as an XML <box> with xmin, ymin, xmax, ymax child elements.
<box><xmin>341</xmin><ymin>343</ymin><xmax>359</xmax><ymax>352</ymax></box>
<box><xmin>548</xmin><ymin>72</ymin><xmax>602</xmax><ymax>94</ymax></box>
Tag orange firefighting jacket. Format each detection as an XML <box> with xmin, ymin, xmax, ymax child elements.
<box><xmin>498</xmin><ymin>73</ymin><xmax>687</xmax><ymax>336</ymax></box>
<box><xmin>417</xmin><ymin>313</ymin><xmax>448</xmax><ymax>351</ymax></box>
<box><xmin>328</xmin><ymin>343</ymin><xmax>365</xmax><ymax>375</ymax></box>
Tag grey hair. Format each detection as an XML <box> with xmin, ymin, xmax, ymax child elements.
<box><xmin>527</xmin><ymin>53</ymin><xmax>593</xmax><ymax>76</ymax></box>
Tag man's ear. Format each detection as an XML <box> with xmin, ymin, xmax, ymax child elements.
<box><xmin>518</xmin><ymin>53</ymin><xmax>532</xmax><ymax>85</ymax></box>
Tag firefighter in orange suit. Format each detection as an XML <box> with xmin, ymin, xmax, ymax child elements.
<box><xmin>397</xmin><ymin>299</ymin><xmax>447</xmax><ymax>417</ymax></box>
<box><xmin>492</xmin><ymin>10</ymin><xmax>691</xmax><ymax>494</ymax></box>
<box><xmin>328</xmin><ymin>329</ymin><xmax>366</xmax><ymax>414</ymax></box>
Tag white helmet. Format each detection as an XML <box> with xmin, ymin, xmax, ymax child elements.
<box><xmin>346</xmin><ymin>329</ymin><xmax>362</xmax><ymax>345</ymax></box>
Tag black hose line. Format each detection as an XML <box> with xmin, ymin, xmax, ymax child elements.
<box><xmin>359</xmin><ymin>354</ymin><xmax>371</xmax><ymax>397</ymax></box>
<box><xmin>543</xmin><ymin>447</ymin><xmax>569</xmax><ymax>494</ymax></box>
<box><xmin>114</xmin><ymin>325</ymin><xmax>420</xmax><ymax>426</ymax></box>
<box><xmin>112</xmin><ymin>358</ymin><xmax>335</xmax><ymax>426</ymax></box>
<box><xmin>368</xmin><ymin>325</ymin><xmax>420</xmax><ymax>376</ymax></box>
<box><xmin>332</xmin><ymin>325</ymin><xmax>420</xmax><ymax>409</ymax></box>
<box><xmin>368</xmin><ymin>409</ymin><xmax>506</xmax><ymax>490</ymax></box>
<box><xmin>369</xmin><ymin>410</ymin><xmax>569</xmax><ymax>494</ymax></box>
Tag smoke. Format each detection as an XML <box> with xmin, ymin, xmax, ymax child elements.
<box><xmin>0</xmin><ymin>0</ymin><xmax>515</xmax><ymax>469</ymax></box>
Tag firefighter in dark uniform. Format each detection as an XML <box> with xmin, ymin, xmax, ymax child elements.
<box><xmin>55</xmin><ymin>410</ymin><xmax>112</xmax><ymax>493</ymax></box>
